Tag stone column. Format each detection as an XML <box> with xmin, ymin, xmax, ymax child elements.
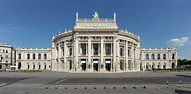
<box><xmin>64</xmin><ymin>41</ymin><xmax>67</xmax><ymax>71</ymax></box>
<box><xmin>74</xmin><ymin>36</ymin><xmax>79</xmax><ymax>71</ymax></box>
<box><xmin>100</xmin><ymin>36</ymin><xmax>104</xmax><ymax>71</ymax></box>
<box><xmin>113</xmin><ymin>36</ymin><xmax>116</xmax><ymax>72</ymax></box>
<box><xmin>88</xmin><ymin>36</ymin><xmax>92</xmax><ymax>71</ymax></box>
<box><xmin>131</xmin><ymin>43</ymin><xmax>134</xmax><ymax>71</ymax></box>
<box><xmin>125</xmin><ymin>41</ymin><xmax>129</xmax><ymax>71</ymax></box>
<box><xmin>58</xmin><ymin>43</ymin><xmax>61</xmax><ymax>71</ymax></box>
<box><xmin>116</xmin><ymin>39</ymin><xmax>120</xmax><ymax>71</ymax></box>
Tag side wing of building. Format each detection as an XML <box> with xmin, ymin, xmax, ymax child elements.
<box><xmin>140</xmin><ymin>48</ymin><xmax>177</xmax><ymax>70</ymax></box>
<box><xmin>16</xmin><ymin>48</ymin><xmax>52</xmax><ymax>70</ymax></box>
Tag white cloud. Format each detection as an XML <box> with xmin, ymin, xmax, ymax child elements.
<box><xmin>166</xmin><ymin>37</ymin><xmax>189</xmax><ymax>47</ymax></box>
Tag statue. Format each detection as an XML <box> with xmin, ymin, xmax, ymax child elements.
<box><xmin>114</xmin><ymin>12</ymin><xmax>116</xmax><ymax>21</ymax></box>
<box><xmin>76</xmin><ymin>12</ymin><xmax>78</xmax><ymax>21</ymax></box>
<box><xmin>92</xmin><ymin>11</ymin><xmax>99</xmax><ymax>18</ymax></box>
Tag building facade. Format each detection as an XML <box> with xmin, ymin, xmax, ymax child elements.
<box><xmin>141</xmin><ymin>48</ymin><xmax>177</xmax><ymax>70</ymax></box>
<box><xmin>0</xmin><ymin>43</ymin><xmax>15</xmax><ymax>70</ymax></box>
<box><xmin>15</xmin><ymin>48</ymin><xmax>51</xmax><ymax>70</ymax></box>
<box><xmin>0</xmin><ymin>12</ymin><xmax>178</xmax><ymax>72</ymax></box>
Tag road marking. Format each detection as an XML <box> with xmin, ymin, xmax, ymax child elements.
<box><xmin>157</xmin><ymin>88</ymin><xmax>172</xmax><ymax>94</ymax></box>
<box><xmin>55</xmin><ymin>78</ymin><xmax>69</xmax><ymax>84</ymax></box>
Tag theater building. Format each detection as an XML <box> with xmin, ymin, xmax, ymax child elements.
<box><xmin>51</xmin><ymin>12</ymin><xmax>177</xmax><ymax>72</ymax></box>
<box><xmin>0</xmin><ymin>12</ymin><xmax>177</xmax><ymax>72</ymax></box>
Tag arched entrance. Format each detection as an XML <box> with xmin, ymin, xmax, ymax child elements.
<box><xmin>120</xmin><ymin>60</ymin><xmax>124</xmax><ymax>71</ymax></box>
<box><xmin>172</xmin><ymin>62</ymin><xmax>175</xmax><ymax>69</ymax></box>
<box><xmin>18</xmin><ymin>62</ymin><xmax>21</xmax><ymax>70</ymax></box>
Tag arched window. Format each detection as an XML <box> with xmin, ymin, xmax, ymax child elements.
<box><xmin>38</xmin><ymin>53</ymin><xmax>41</xmax><ymax>59</ymax></box>
<box><xmin>69</xmin><ymin>48</ymin><xmax>72</xmax><ymax>56</ymax></box>
<box><xmin>18</xmin><ymin>53</ymin><xmax>21</xmax><ymax>59</ymax></box>
<box><xmin>5</xmin><ymin>50</ymin><xmax>8</xmax><ymax>53</ymax></box>
<box><xmin>157</xmin><ymin>54</ymin><xmax>160</xmax><ymax>60</ymax></box>
<box><xmin>163</xmin><ymin>63</ymin><xmax>166</xmax><ymax>69</ymax></box>
<box><xmin>146</xmin><ymin>54</ymin><xmax>149</xmax><ymax>60</ymax></box>
<box><xmin>27</xmin><ymin>54</ymin><xmax>30</xmax><ymax>59</ymax></box>
<box><xmin>151</xmin><ymin>54</ymin><xmax>155</xmax><ymax>60</ymax></box>
<box><xmin>18</xmin><ymin>62</ymin><xmax>21</xmax><ymax>70</ymax></box>
<box><xmin>172</xmin><ymin>53</ymin><xmax>175</xmax><ymax>59</ymax></box>
<box><xmin>33</xmin><ymin>53</ymin><xmax>35</xmax><ymax>59</ymax></box>
<box><xmin>163</xmin><ymin>54</ymin><xmax>166</xmax><ymax>60</ymax></box>
<box><xmin>44</xmin><ymin>53</ymin><xmax>47</xmax><ymax>59</ymax></box>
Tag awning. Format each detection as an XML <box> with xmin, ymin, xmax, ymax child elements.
<box><xmin>81</xmin><ymin>61</ymin><xmax>86</xmax><ymax>63</ymax></box>
<box><xmin>93</xmin><ymin>61</ymin><xmax>98</xmax><ymax>63</ymax></box>
<box><xmin>106</xmin><ymin>61</ymin><xmax>111</xmax><ymax>63</ymax></box>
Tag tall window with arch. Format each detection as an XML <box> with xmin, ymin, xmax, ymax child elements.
<box><xmin>33</xmin><ymin>53</ymin><xmax>35</xmax><ymax>59</ymax></box>
<box><xmin>44</xmin><ymin>53</ymin><xmax>47</xmax><ymax>59</ymax></box>
<box><xmin>38</xmin><ymin>53</ymin><xmax>41</xmax><ymax>59</ymax></box>
<box><xmin>163</xmin><ymin>54</ymin><xmax>166</xmax><ymax>60</ymax></box>
<box><xmin>151</xmin><ymin>54</ymin><xmax>155</xmax><ymax>60</ymax></box>
<box><xmin>172</xmin><ymin>53</ymin><xmax>175</xmax><ymax>59</ymax></box>
<box><xmin>27</xmin><ymin>53</ymin><xmax>30</xmax><ymax>60</ymax></box>
<box><xmin>146</xmin><ymin>53</ymin><xmax>149</xmax><ymax>60</ymax></box>
<box><xmin>157</xmin><ymin>54</ymin><xmax>160</xmax><ymax>60</ymax></box>
<box><xmin>18</xmin><ymin>53</ymin><xmax>21</xmax><ymax>59</ymax></box>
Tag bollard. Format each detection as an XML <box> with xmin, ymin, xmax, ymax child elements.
<box><xmin>104</xmin><ymin>86</ymin><xmax>107</xmax><ymax>89</ymax></box>
<box><xmin>45</xmin><ymin>86</ymin><xmax>48</xmax><ymax>89</ymax></box>
<box><xmin>166</xmin><ymin>80</ymin><xmax>169</xmax><ymax>88</ymax></box>
<box><xmin>113</xmin><ymin>86</ymin><xmax>117</xmax><ymax>89</ymax></box>
<box><xmin>74</xmin><ymin>86</ymin><xmax>78</xmax><ymax>89</ymax></box>
<box><xmin>143</xmin><ymin>85</ymin><xmax>147</xmax><ymax>89</ymax></box>
<box><xmin>84</xmin><ymin>87</ymin><xmax>87</xmax><ymax>89</ymax></box>
<box><xmin>179</xmin><ymin>80</ymin><xmax>181</xmax><ymax>88</ymax></box>
<box><xmin>133</xmin><ymin>86</ymin><xmax>136</xmax><ymax>89</ymax></box>
<box><xmin>94</xmin><ymin>86</ymin><xmax>97</xmax><ymax>89</ymax></box>
<box><xmin>123</xmin><ymin>86</ymin><xmax>127</xmax><ymax>89</ymax></box>
<box><xmin>55</xmin><ymin>86</ymin><xmax>58</xmax><ymax>89</ymax></box>
<box><xmin>65</xmin><ymin>86</ymin><xmax>68</xmax><ymax>89</ymax></box>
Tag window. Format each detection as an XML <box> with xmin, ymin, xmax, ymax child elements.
<box><xmin>27</xmin><ymin>54</ymin><xmax>30</xmax><ymax>59</ymax></box>
<box><xmin>163</xmin><ymin>54</ymin><xmax>166</xmax><ymax>60</ymax></box>
<box><xmin>157</xmin><ymin>54</ymin><xmax>160</xmax><ymax>60</ymax></box>
<box><xmin>105</xmin><ymin>43</ymin><xmax>111</xmax><ymax>55</ymax></box>
<box><xmin>93</xmin><ymin>44</ymin><xmax>98</xmax><ymax>55</ymax></box>
<box><xmin>6</xmin><ymin>50</ymin><xmax>8</xmax><ymax>53</ymax></box>
<box><xmin>81</xmin><ymin>44</ymin><xmax>86</xmax><ymax>55</ymax></box>
<box><xmin>44</xmin><ymin>53</ymin><xmax>47</xmax><ymax>59</ymax></box>
<box><xmin>33</xmin><ymin>53</ymin><xmax>35</xmax><ymax>59</ymax></box>
<box><xmin>38</xmin><ymin>53</ymin><xmax>41</xmax><ymax>59</ymax></box>
<box><xmin>3</xmin><ymin>50</ymin><xmax>4</xmax><ymax>53</ymax></box>
<box><xmin>146</xmin><ymin>54</ymin><xmax>149</xmax><ymax>60</ymax></box>
<box><xmin>33</xmin><ymin>65</ymin><xmax>35</xmax><ymax>69</ymax></box>
<box><xmin>5</xmin><ymin>55</ymin><xmax>8</xmax><ymax>58</ymax></box>
<box><xmin>69</xmin><ymin>48</ymin><xmax>72</xmax><ymax>56</ymax></box>
<box><xmin>151</xmin><ymin>54</ymin><xmax>155</xmax><ymax>60</ymax></box>
<box><xmin>120</xmin><ymin>48</ymin><xmax>124</xmax><ymax>56</ymax></box>
<box><xmin>18</xmin><ymin>53</ymin><xmax>21</xmax><ymax>59</ymax></box>
<box><xmin>172</xmin><ymin>54</ymin><xmax>175</xmax><ymax>59</ymax></box>
<box><xmin>128</xmin><ymin>49</ymin><xmax>131</xmax><ymax>57</ymax></box>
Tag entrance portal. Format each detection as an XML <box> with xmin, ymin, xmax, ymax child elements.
<box><xmin>69</xmin><ymin>60</ymin><xmax>72</xmax><ymax>70</ymax></box>
<box><xmin>82</xmin><ymin>63</ymin><xmax>86</xmax><ymax>71</ymax></box>
<box><xmin>120</xmin><ymin>60</ymin><xmax>124</xmax><ymax>70</ymax></box>
<box><xmin>18</xmin><ymin>62</ymin><xmax>21</xmax><ymax>70</ymax></box>
<box><xmin>105</xmin><ymin>63</ymin><xmax>111</xmax><ymax>71</ymax></box>
<box><xmin>93</xmin><ymin>63</ymin><xmax>98</xmax><ymax>71</ymax></box>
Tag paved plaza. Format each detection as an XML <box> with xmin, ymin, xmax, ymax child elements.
<box><xmin>0</xmin><ymin>71</ymin><xmax>191</xmax><ymax>94</ymax></box>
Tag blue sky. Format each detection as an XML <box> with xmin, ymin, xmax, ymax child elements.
<box><xmin>0</xmin><ymin>0</ymin><xmax>190</xmax><ymax>59</ymax></box>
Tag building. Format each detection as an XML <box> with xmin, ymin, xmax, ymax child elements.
<box><xmin>0</xmin><ymin>12</ymin><xmax>177</xmax><ymax>72</ymax></box>
<box><xmin>15</xmin><ymin>48</ymin><xmax>51</xmax><ymax>70</ymax></box>
<box><xmin>0</xmin><ymin>43</ymin><xmax>15</xmax><ymax>70</ymax></box>
<box><xmin>141</xmin><ymin>48</ymin><xmax>177</xmax><ymax>70</ymax></box>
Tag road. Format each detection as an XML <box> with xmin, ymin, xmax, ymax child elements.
<box><xmin>0</xmin><ymin>71</ymin><xmax>191</xmax><ymax>94</ymax></box>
